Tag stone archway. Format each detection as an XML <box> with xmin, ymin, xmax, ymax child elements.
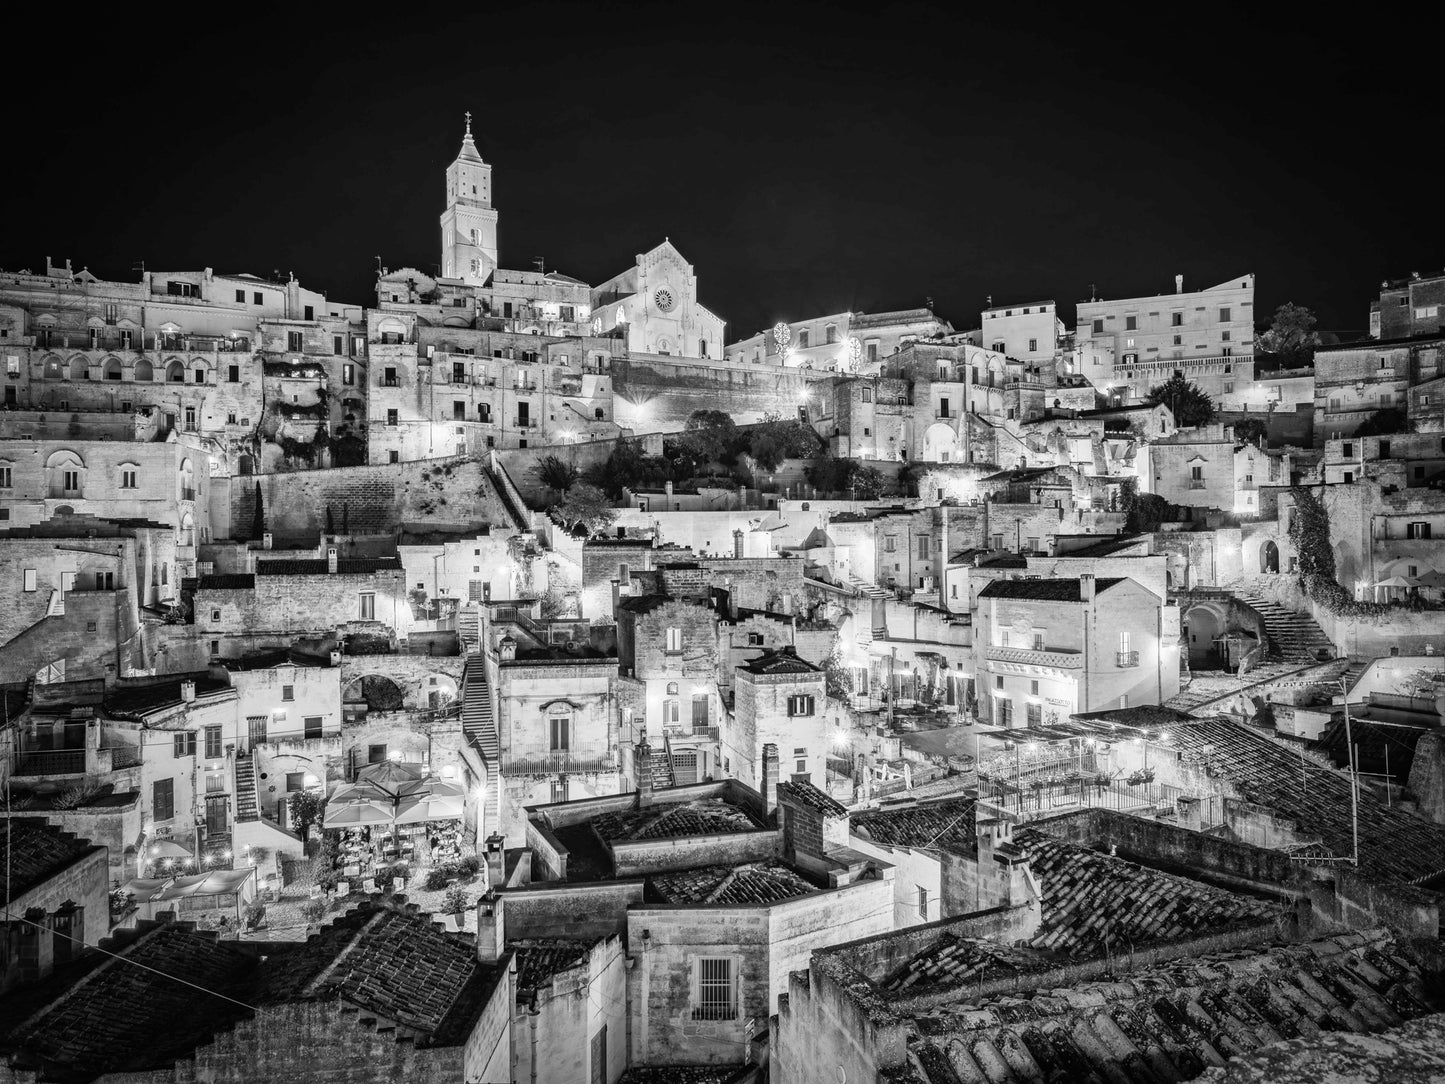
<box><xmin>1181</xmin><ymin>601</ymin><xmax>1226</xmax><ymax>669</ymax></box>
<box><xmin>1260</xmin><ymin>540</ymin><xmax>1279</xmax><ymax>574</ymax></box>
<box><xmin>342</xmin><ymin>674</ymin><xmax>407</xmax><ymax>718</ymax></box>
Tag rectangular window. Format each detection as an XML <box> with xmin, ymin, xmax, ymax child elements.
<box><xmin>1028</xmin><ymin>338</ymin><xmax>1037</xmax><ymax>352</ymax></box>
<box><xmin>694</xmin><ymin>958</ymin><xmax>736</xmax><ymax>1021</ymax></box>
<box><xmin>386</xmin><ymin>409</ymin><xmax>398</xmax><ymax>427</ymax></box>
<box><xmin>303</xmin><ymin>305</ymin><xmax>314</xmax><ymax>321</ymax></box>
<box><xmin>253</xmin><ymin>291</ymin><xmax>263</xmax><ymax>305</ymax></box>
<box><xmin>153</xmin><ymin>778</ymin><xmax>174</xmax><ymax>822</ymax></box>
<box><xmin>1171</xmin><ymin>312</ymin><xmax>1182</xmax><ymax>327</ymax></box>
<box><xmin>939</xmin><ymin>396</ymin><xmax>950</xmax><ymax>418</ymax></box>
<box><xmin>342</xmin><ymin>363</ymin><xmax>355</xmax><ymax>385</ymax></box>
<box><xmin>917</xmin><ymin>885</ymin><xmax>929</xmax><ymax>919</ymax></box>
<box><xmin>235</xmin><ymin>289</ymin><xmax>246</xmax><ymax>303</ymax></box>
<box><xmin>173</xmin><ymin>732</ymin><xmax>197</xmax><ymax>758</ymax></box>
<box><xmin>1026</xmin><ymin>702</ymin><xmax>1042</xmax><ymax>727</ymax></box>
<box><xmin>1408</xmin><ymin>522</ymin><xmax>1432</xmax><ymax>540</ymax></box>
<box><xmin>287</xmin><ymin>331</ymin><xmax>303</xmax><ymax>352</ymax></box>
<box><xmin>884</xmin><ymin>535</ymin><xmax>897</xmax><ymax>552</ymax></box>
<box><xmin>454</xmin><ymin>401</ymin><xmax>466</xmax><ymax>420</ymax></box>
<box><xmin>23</xmin><ymin>568</ymin><xmax>37</xmax><ymax>592</ymax></box>
<box><xmin>1342</xmin><ymin>442</ymin><xmax>1354</xmax><ymax>458</ymax></box>
<box><xmin>389</xmin><ymin>450</ymin><xmax>400</xmax><ymax>463</ymax></box>
<box><xmin>550</xmin><ymin>717</ymin><xmax>570</xmax><ymax>751</ymax></box>
<box><xmin>63</xmin><ymin>470</ymin><xmax>80</xmax><ymax>492</ymax></box>
<box><xmin>204</xmin><ymin>725</ymin><xmax>223</xmax><ymax>759</ymax></box>
<box><xmin>280</xmin><ymin>684</ymin><xmax>294</xmax><ymax>702</ymax></box>
<box><xmin>787</xmin><ymin>694</ymin><xmax>816</xmax><ymax>717</ymax></box>
<box><xmin>917</xmin><ymin>535</ymin><xmax>929</xmax><ymax>559</ymax></box>
<box><xmin>663</xmin><ymin>699</ymin><xmax>679</xmax><ymax>724</ymax></box>
<box><xmin>1125</xmin><ymin>316</ymin><xmax>1137</xmax><ymax>331</ymax></box>
<box><xmin>665</xmin><ymin>626</ymin><xmax>683</xmax><ymax>653</ymax></box>
<box><xmin>299</xmin><ymin>715</ymin><xmax>321</xmax><ymax>740</ymax></box>
<box><xmin>1092</xmin><ymin>319</ymin><xmax>1104</xmax><ymax>334</ymax></box>
<box><xmin>359</xmin><ymin>593</ymin><xmax>376</xmax><ymax>620</ymax></box>
<box><xmin>1000</xmin><ymin>699</ymin><xmax>1014</xmax><ymax>727</ymax></box>
<box><xmin>121</xmin><ymin>469</ymin><xmax>137</xmax><ymax>488</ymax></box>
<box><xmin>0</xmin><ymin>466</ymin><xmax>10</xmax><ymax>488</ymax></box>
<box><xmin>333</xmin><ymin>335</ymin><xmax>344</xmax><ymax>356</ymax></box>
<box><xmin>286</xmin><ymin>771</ymin><xmax>306</xmax><ymax>792</ymax></box>
<box><xmin>1219</xmin><ymin>307</ymin><xmax>1231</xmax><ymax>322</ymax></box>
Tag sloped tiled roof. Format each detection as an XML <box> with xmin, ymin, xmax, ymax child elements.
<box><xmin>776</xmin><ymin>780</ymin><xmax>848</xmax><ymax>817</ymax></box>
<box><xmin>902</xmin><ymin>931</ymin><xmax>1441</xmax><ymax>1084</ymax></box>
<box><xmin>197</xmin><ymin>573</ymin><xmax>256</xmax><ymax>590</ymax></box>
<box><xmin>852</xmin><ymin>798</ymin><xmax>977</xmax><ymax>852</ymax></box>
<box><xmin>591</xmin><ymin>797</ymin><xmax>763</xmax><ymax>841</ymax></box>
<box><xmin>978</xmin><ymin>577</ymin><xmax>1125</xmax><ymax>602</ymax></box>
<box><xmin>103</xmin><ymin>675</ymin><xmax>230</xmax><ymax>717</ymax></box>
<box><xmin>1165</xmin><ymin>718</ymin><xmax>1445</xmax><ymax>886</ymax></box>
<box><xmin>510</xmin><ymin>938</ymin><xmax>592</xmax><ymax>999</ymax></box>
<box><xmin>880</xmin><ymin>937</ymin><xmax>1048</xmax><ymax>991</ymax></box>
<box><xmin>739</xmin><ymin>648</ymin><xmax>821</xmax><ymax>675</ymax></box>
<box><xmin>0</xmin><ymin>820</ymin><xmax>103</xmax><ymax>903</ymax></box>
<box><xmin>1014</xmin><ymin>828</ymin><xmax>1278</xmax><ymax>958</ymax></box>
<box><xmin>650</xmin><ymin>860</ymin><xmax>817</xmax><ymax>905</ymax></box>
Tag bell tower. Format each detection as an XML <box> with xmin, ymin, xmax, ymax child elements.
<box><xmin>440</xmin><ymin>113</ymin><xmax>499</xmax><ymax>284</ymax></box>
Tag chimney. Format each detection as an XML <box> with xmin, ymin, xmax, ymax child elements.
<box><xmin>1174</xmin><ymin>274</ymin><xmax>1183</xmax><ymax>294</ymax></box>
<box><xmin>1079</xmin><ymin>573</ymin><xmax>1096</xmax><ymax>604</ymax></box>
<box><xmin>180</xmin><ymin>680</ymin><xmax>196</xmax><ymax>703</ymax></box>
<box><xmin>484</xmin><ymin>832</ymin><xmax>507</xmax><ymax>888</ymax></box>
<box><xmin>664</xmin><ymin>480</ymin><xmax>674</xmax><ymax>502</ymax></box>
<box><xmin>475</xmin><ymin>892</ymin><xmax>505</xmax><ymax>964</ymax></box>
<box><xmin>733</xmin><ymin>529</ymin><xmax>744</xmax><ymax>558</ymax></box>
<box><xmin>329</xmin><ymin>649</ymin><xmax>342</xmax><ymax>667</ymax></box>
<box><xmin>262</xmin><ymin>531</ymin><xmax>273</xmax><ymax>551</ymax></box>
<box><xmin>326</xmin><ymin>546</ymin><xmax>338</xmax><ymax>574</ymax></box>
<box><xmin>761</xmin><ymin>743</ymin><xmax>780</xmax><ymax>818</ymax></box>
<box><xmin>635</xmin><ymin>735</ymin><xmax>654</xmax><ymax>806</ymax></box>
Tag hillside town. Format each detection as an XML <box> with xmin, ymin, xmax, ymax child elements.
<box><xmin>1</xmin><ymin>123</ymin><xmax>1444</xmax><ymax>1084</ymax></box>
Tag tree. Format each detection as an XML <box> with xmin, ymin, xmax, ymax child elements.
<box><xmin>325</xmin><ymin>506</ymin><xmax>335</xmax><ymax>535</ymax></box>
<box><xmin>1256</xmin><ymin>302</ymin><xmax>1320</xmax><ymax>360</ymax></box>
<box><xmin>805</xmin><ymin>454</ymin><xmax>853</xmax><ymax>494</ymax></box>
<box><xmin>1144</xmin><ymin>373</ymin><xmax>1215</xmax><ymax>428</ymax></box>
<box><xmin>289</xmin><ymin>790</ymin><xmax>324</xmax><ymax>838</ymax></box>
<box><xmin>1354</xmin><ymin>408</ymin><xmax>1409</xmax><ymax>437</ymax></box>
<box><xmin>1233</xmin><ymin>418</ymin><xmax>1268</xmax><ymax>447</ymax></box>
<box><xmin>531</xmin><ymin>455</ymin><xmax>580</xmax><ymax>499</ymax></box>
<box><xmin>585</xmin><ymin>438</ymin><xmax>645</xmax><ymax>498</ymax></box>
<box><xmin>749</xmin><ymin>412</ymin><xmax>818</xmax><ymax>470</ymax></box>
<box><xmin>555</xmin><ymin>483</ymin><xmax>618</xmax><ymax>537</ymax></box>
<box><xmin>250</xmin><ymin>482</ymin><xmax>265</xmax><ymax>540</ymax></box>
<box><xmin>852</xmin><ymin>465</ymin><xmax>886</xmax><ymax>500</ymax></box>
<box><xmin>681</xmin><ymin>409</ymin><xmax>737</xmax><ymax>464</ymax></box>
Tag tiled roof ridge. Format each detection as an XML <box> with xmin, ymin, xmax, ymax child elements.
<box><xmin>300</xmin><ymin>910</ymin><xmax>388</xmax><ymax>998</ymax></box>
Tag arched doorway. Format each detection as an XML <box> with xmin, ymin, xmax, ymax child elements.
<box><xmin>1182</xmin><ymin>603</ymin><xmax>1226</xmax><ymax>669</ymax></box>
<box><xmin>1260</xmin><ymin>540</ymin><xmax>1279</xmax><ymax>574</ymax></box>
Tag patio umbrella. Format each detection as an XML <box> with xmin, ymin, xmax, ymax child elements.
<box><xmin>1416</xmin><ymin>571</ymin><xmax>1445</xmax><ymax>589</ymax></box>
<box><xmin>1375</xmin><ymin>575</ymin><xmax>1419</xmax><ymax>589</ymax></box>
<box><xmin>394</xmin><ymin>777</ymin><xmax>467</xmax><ymax>799</ymax></box>
<box><xmin>329</xmin><ymin>780</ymin><xmax>392</xmax><ymax>805</ymax></box>
<box><xmin>357</xmin><ymin>760</ymin><xmax>423</xmax><ymax>797</ymax></box>
<box><xmin>323</xmin><ymin>799</ymin><xmax>394</xmax><ymax>827</ymax></box>
<box><xmin>393</xmin><ymin>793</ymin><xmax>466</xmax><ymax>825</ymax></box>
<box><xmin>148</xmin><ymin>839</ymin><xmax>192</xmax><ymax>860</ymax></box>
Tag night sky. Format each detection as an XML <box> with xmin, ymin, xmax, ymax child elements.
<box><xmin>10</xmin><ymin>4</ymin><xmax>1439</xmax><ymax>342</ymax></box>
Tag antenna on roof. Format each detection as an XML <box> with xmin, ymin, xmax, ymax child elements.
<box><xmin>375</xmin><ymin>256</ymin><xmax>383</xmax><ymax>280</ymax></box>
<box><xmin>533</xmin><ymin>257</ymin><xmax>545</xmax><ymax>274</ymax></box>
<box><xmin>1090</xmin><ymin>283</ymin><xmax>1097</xmax><ymax>302</ymax></box>
<box><xmin>132</xmin><ymin>261</ymin><xmax>146</xmax><ymax>275</ymax></box>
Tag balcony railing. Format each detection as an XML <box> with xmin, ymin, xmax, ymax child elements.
<box><xmin>14</xmin><ymin>748</ymin><xmax>88</xmax><ymax>776</ymax></box>
<box><xmin>667</xmin><ymin>725</ymin><xmax>721</xmax><ymax>744</ymax></box>
<box><xmin>512</xmin><ymin>419</ymin><xmax>536</xmax><ymax>428</ymax></box>
<box><xmin>985</xmin><ymin>645</ymin><xmax>1083</xmax><ymax>669</ymax></box>
<box><xmin>501</xmin><ymin>746</ymin><xmax>613</xmax><ymax>775</ymax></box>
<box><xmin>1188</xmin><ymin>480</ymin><xmax>1207</xmax><ymax>489</ymax></box>
<box><xmin>380</xmin><ymin>377</ymin><xmax>400</xmax><ymax>387</ymax></box>
<box><xmin>1116</xmin><ymin>650</ymin><xmax>1140</xmax><ymax>668</ymax></box>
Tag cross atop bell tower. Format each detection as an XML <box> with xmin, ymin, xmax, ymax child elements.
<box><xmin>441</xmin><ymin>114</ymin><xmax>498</xmax><ymax>283</ymax></box>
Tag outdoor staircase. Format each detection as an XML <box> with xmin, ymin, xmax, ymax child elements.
<box><xmin>458</xmin><ymin>604</ymin><xmax>481</xmax><ymax>653</ymax></box>
<box><xmin>234</xmin><ymin>751</ymin><xmax>259</xmax><ymax>823</ymax></box>
<box><xmin>848</xmin><ymin>574</ymin><xmax>893</xmax><ymax>600</ymax></box>
<box><xmin>1235</xmin><ymin>591</ymin><xmax>1336</xmax><ymax>662</ymax></box>
<box><xmin>652</xmin><ymin>736</ymin><xmax>676</xmax><ymax>790</ymax></box>
<box><xmin>461</xmin><ymin>654</ymin><xmax>501</xmax><ymax>833</ymax></box>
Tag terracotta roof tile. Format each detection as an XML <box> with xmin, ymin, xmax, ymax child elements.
<box><xmin>0</xmin><ymin>819</ymin><xmax>102</xmax><ymax>902</ymax></box>
<box><xmin>852</xmin><ymin>798</ymin><xmax>977</xmax><ymax>851</ymax></box>
<box><xmin>591</xmin><ymin>798</ymin><xmax>764</xmax><ymax>842</ymax></box>
<box><xmin>650</xmin><ymin>860</ymin><xmax>817</xmax><ymax>905</ymax></box>
<box><xmin>979</xmin><ymin>577</ymin><xmax>1126</xmax><ymax>602</ymax></box>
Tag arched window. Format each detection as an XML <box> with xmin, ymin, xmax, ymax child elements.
<box><xmin>45</xmin><ymin>450</ymin><xmax>86</xmax><ymax>499</ymax></box>
<box><xmin>133</xmin><ymin>359</ymin><xmax>153</xmax><ymax>382</ymax></box>
<box><xmin>161</xmin><ymin>565</ymin><xmax>169</xmax><ymax>586</ymax></box>
<box><xmin>104</xmin><ymin>358</ymin><xmax>124</xmax><ymax>382</ymax></box>
<box><xmin>43</xmin><ymin>356</ymin><xmax>66</xmax><ymax>380</ymax></box>
<box><xmin>70</xmin><ymin>355</ymin><xmax>90</xmax><ymax>380</ymax></box>
<box><xmin>166</xmin><ymin>360</ymin><xmax>185</xmax><ymax>383</ymax></box>
<box><xmin>666</xmin><ymin>682</ymin><xmax>679</xmax><ymax>696</ymax></box>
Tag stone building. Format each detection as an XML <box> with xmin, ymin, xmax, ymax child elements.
<box><xmin>590</xmin><ymin>240</ymin><xmax>726</xmax><ymax>361</ymax></box>
<box><xmin>1076</xmin><ymin>273</ymin><xmax>1255</xmax><ymax>402</ymax></box>
<box><xmin>730</xmin><ymin>648</ymin><xmax>830</xmax><ymax>792</ymax></box>
<box><xmin>975</xmin><ymin>574</ymin><xmax>1180</xmax><ymax>726</ymax></box>
<box><xmin>1313</xmin><ymin>333</ymin><xmax>1442</xmax><ymax>444</ymax></box>
<box><xmin>979</xmin><ymin>298</ymin><xmax>1063</xmax><ymax>363</ymax></box>
<box><xmin>1375</xmin><ymin>267</ymin><xmax>1445</xmax><ymax>340</ymax></box>
<box><xmin>723</xmin><ymin>306</ymin><xmax>953</xmax><ymax>372</ymax></box>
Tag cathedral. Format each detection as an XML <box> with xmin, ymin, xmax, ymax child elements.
<box><xmin>438</xmin><ymin>119</ymin><xmax>724</xmax><ymax>360</ymax></box>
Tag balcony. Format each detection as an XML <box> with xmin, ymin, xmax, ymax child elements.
<box><xmin>512</xmin><ymin>418</ymin><xmax>536</xmax><ymax>428</ymax></box>
<box><xmin>1188</xmin><ymin>480</ymin><xmax>1207</xmax><ymax>489</ymax></box>
<box><xmin>380</xmin><ymin>377</ymin><xmax>400</xmax><ymax>388</ymax></box>
<box><xmin>1116</xmin><ymin>650</ymin><xmax>1140</xmax><ymax>668</ymax></box>
<box><xmin>14</xmin><ymin>748</ymin><xmax>88</xmax><ymax>776</ymax></box>
<box><xmin>501</xmin><ymin>746</ymin><xmax>613</xmax><ymax>776</ymax></box>
<box><xmin>180</xmin><ymin>487</ymin><xmax>197</xmax><ymax>502</ymax></box>
<box><xmin>985</xmin><ymin>645</ymin><xmax>1083</xmax><ymax>669</ymax></box>
<box><xmin>668</xmin><ymin>726</ymin><xmax>721</xmax><ymax>744</ymax></box>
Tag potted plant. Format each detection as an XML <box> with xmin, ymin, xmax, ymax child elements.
<box><xmin>441</xmin><ymin>886</ymin><xmax>469</xmax><ymax>921</ymax></box>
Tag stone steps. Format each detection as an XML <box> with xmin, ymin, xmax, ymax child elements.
<box><xmin>234</xmin><ymin>752</ymin><xmax>259</xmax><ymax>823</ymax></box>
<box><xmin>1236</xmin><ymin>592</ymin><xmax>1336</xmax><ymax>662</ymax></box>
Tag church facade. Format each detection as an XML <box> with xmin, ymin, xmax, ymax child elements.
<box><xmin>589</xmin><ymin>241</ymin><xmax>726</xmax><ymax>361</ymax></box>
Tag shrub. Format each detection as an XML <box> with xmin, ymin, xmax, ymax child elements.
<box><xmin>423</xmin><ymin>868</ymin><xmax>450</xmax><ymax>891</ymax></box>
<box><xmin>447</xmin><ymin>854</ymin><xmax>481</xmax><ymax>878</ymax></box>
<box><xmin>300</xmin><ymin>900</ymin><xmax>327</xmax><ymax>925</ymax></box>
<box><xmin>52</xmin><ymin>779</ymin><xmax>103</xmax><ymax>810</ymax></box>
<box><xmin>441</xmin><ymin>886</ymin><xmax>470</xmax><ymax>915</ymax></box>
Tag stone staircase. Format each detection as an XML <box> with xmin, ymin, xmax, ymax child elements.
<box><xmin>652</xmin><ymin>736</ymin><xmax>676</xmax><ymax>790</ymax></box>
<box><xmin>849</xmin><ymin>574</ymin><xmax>893</xmax><ymax>601</ymax></box>
<box><xmin>461</xmin><ymin>654</ymin><xmax>500</xmax><ymax>833</ymax></box>
<box><xmin>1236</xmin><ymin>591</ymin><xmax>1336</xmax><ymax>662</ymax></box>
<box><xmin>457</xmin><ymin>604</ymin><xmax>481</xmax><ymax>653</ymax></box>
<box><xmin>234</xmin><ymin>751</ymin><xmax>259</xmax><ymax>823</ymax></box>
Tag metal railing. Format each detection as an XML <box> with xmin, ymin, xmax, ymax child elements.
<box><xmin>985</xmin><ymin>645</ymin><xmax>1083</xmax><ymax>669</ymax></box>
<box><xmin>1116</xmin><ymin>650</ymin><xmax>1140</xmax><ymax>668</ymax></box>
<box><xmin>501</xmin><ymin>747</ymin><xmax>614</xmax><ymax>775</ymax></box>
<box><xmin>14</xmin><ymin>748</ymin><xmax>88</xmax><ymax>776</ymax></box>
